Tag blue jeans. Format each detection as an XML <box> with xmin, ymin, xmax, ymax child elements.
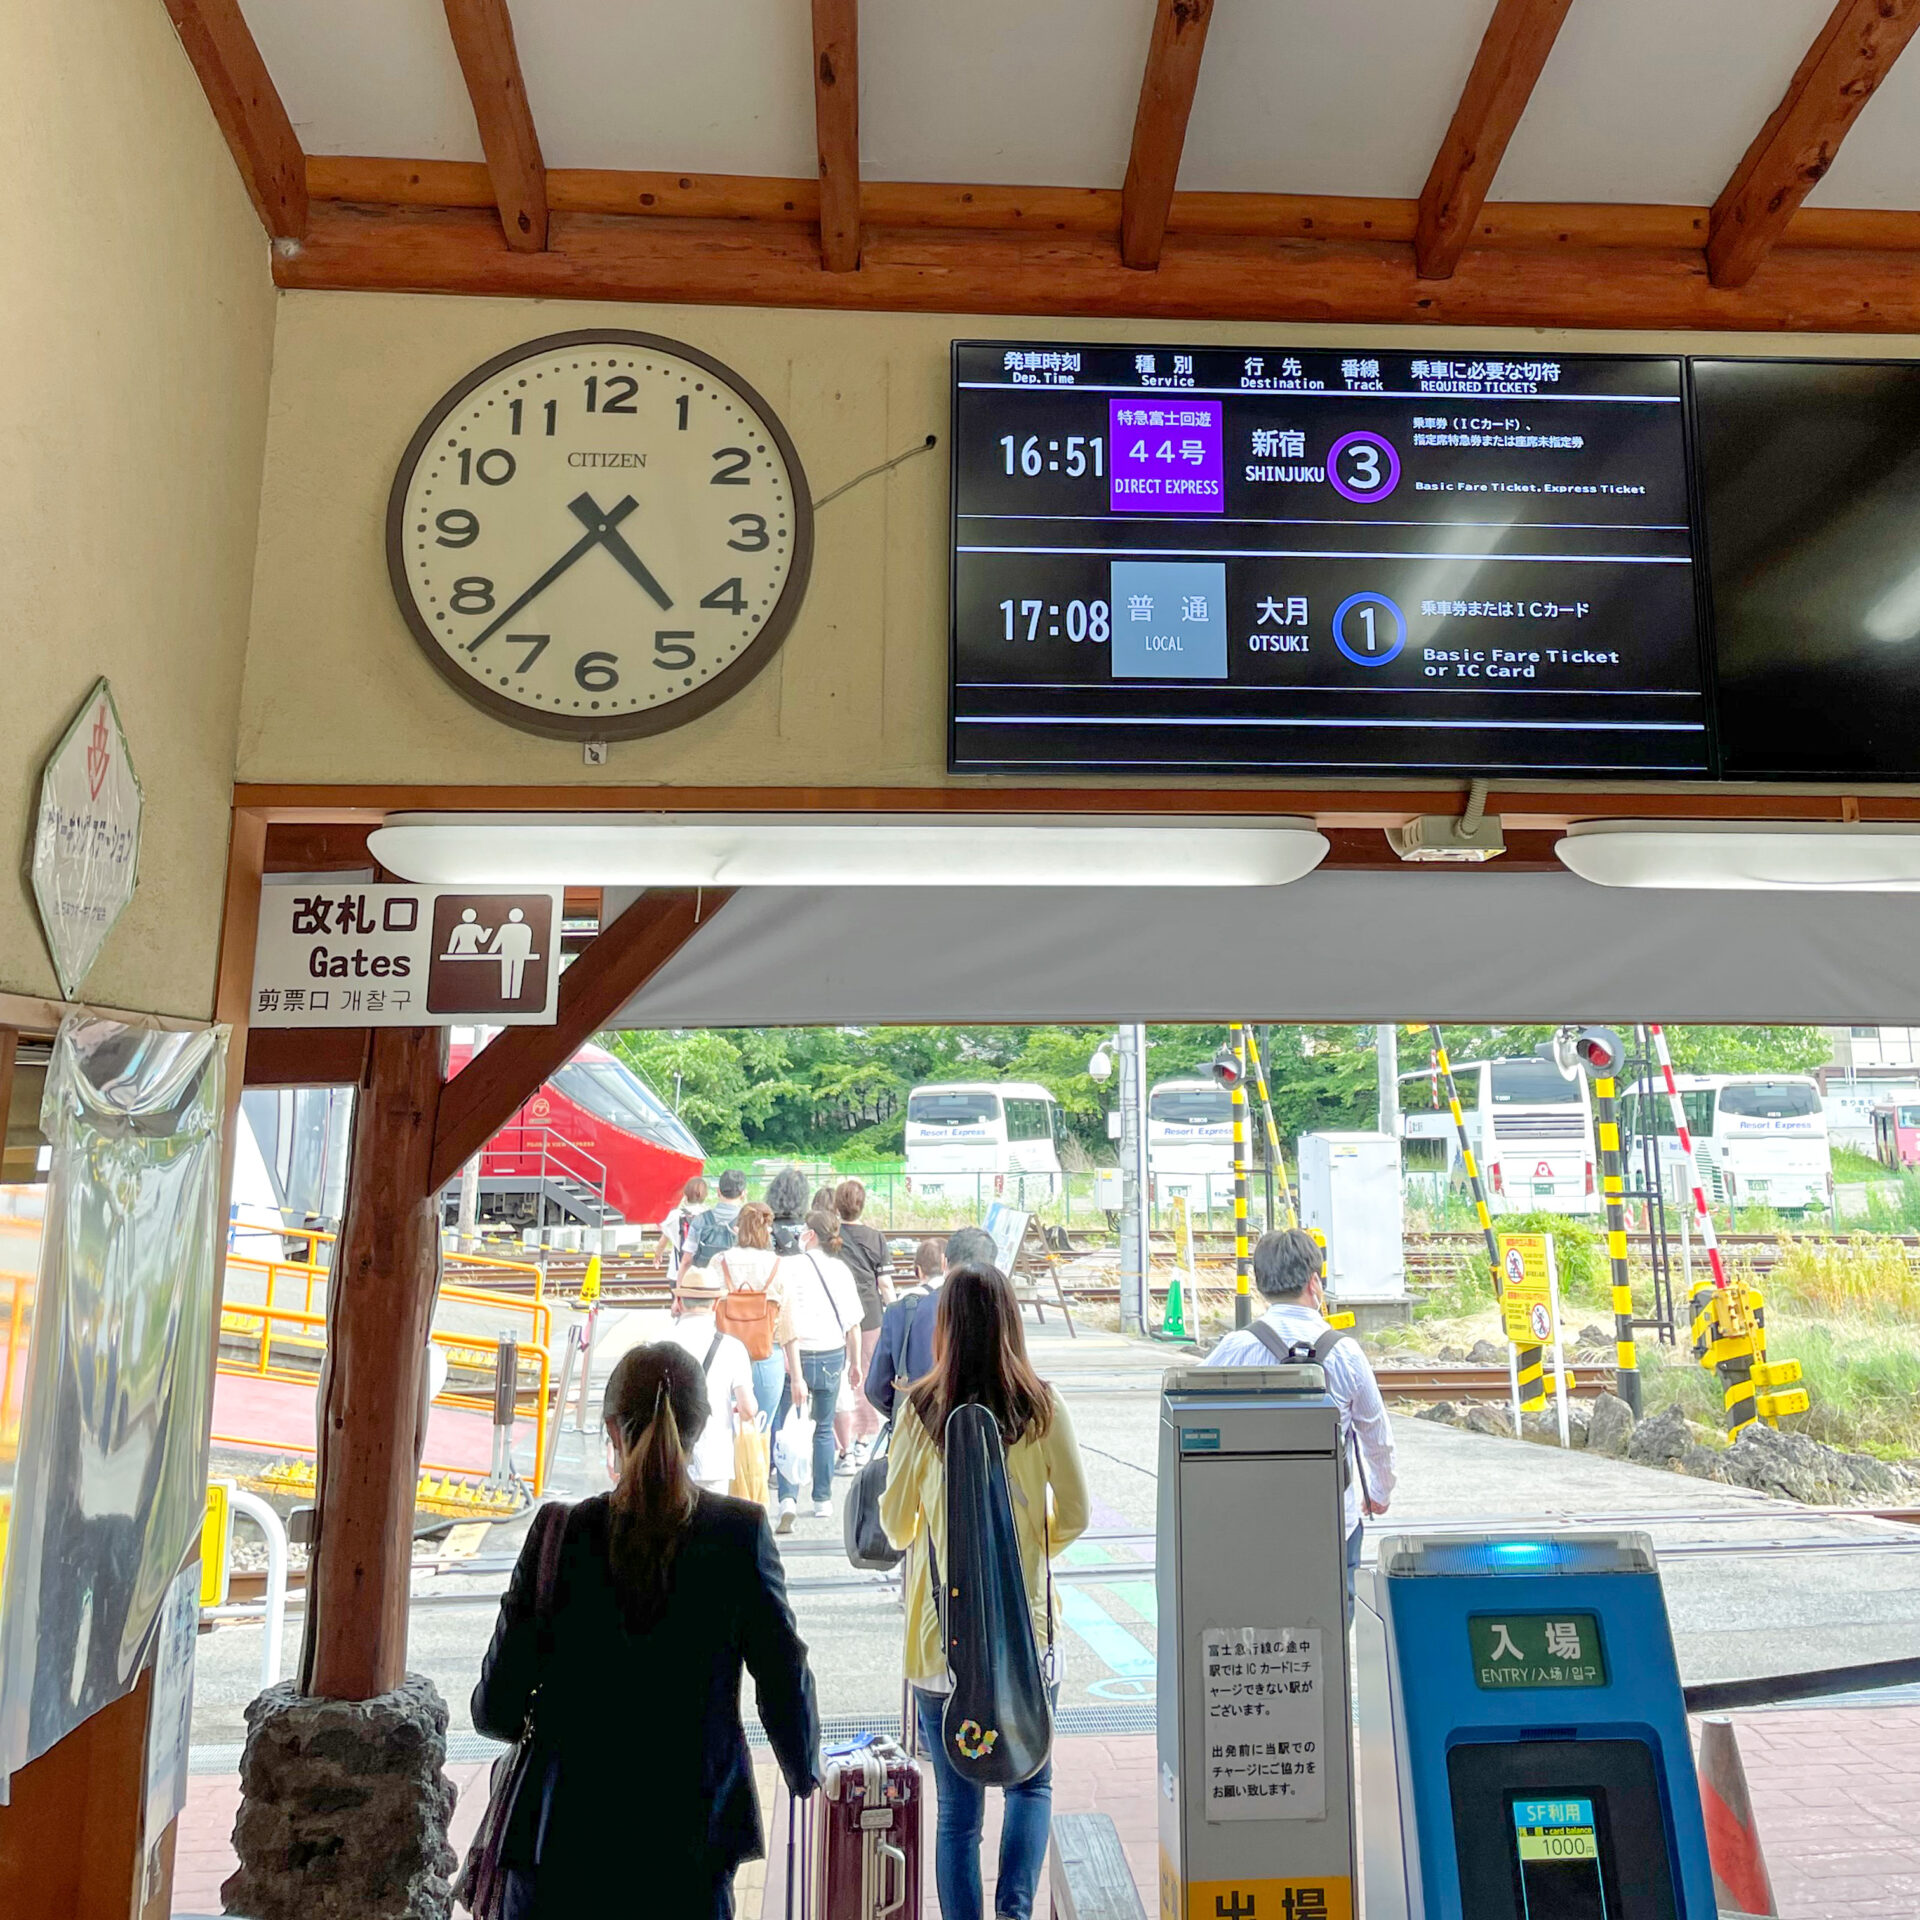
<box><xmin>913</xmin><ymin>1687</ymin><xmax>1053</xmax><ymax>1920</ymax></box>
<box><xmin>774</xmin><ymin>1348</ymin><xmax>844</xmax><ymax>1503</ymax></box>
<box><xmin>749</xmin><ymin>1353</ymin><xmax>785</xmax><ymax>1423</ymax></box>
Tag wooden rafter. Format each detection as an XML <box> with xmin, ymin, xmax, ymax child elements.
<box><xmin>1415</xmin><ymin>0</ymin><xmax>1573</xmax><ymax>280</ymax></box>
<box><xmin>428</xmin><ymin>889</ymin><xmax>729</xmax><ymax>1191</ymax></box>
<box><xmin>442</xmin><ymin>0</ymin><xmax>548</xmax><ymax>251</ymax></box>
<box><xmin>162</xmin><ymin>0</ymin><xmax>307</xmax><ymax>239</ymax></box>
<box><xmin>1120</xmin><ymin>0</ymin><xmax>1215</xmax><ymax>270</ymax></box>
<box><xmin>277</xmin><ymin>198</ymin><xmax>1920</xmax><ymax>333</ymax></box>
<box><xmin>1708</xmin><ymin>0</ymin><xmax>1920</xmax><ymax>289</ymax></box>
<box><xmin>810</xmin><ymin>0</ymin><xmax>861</xmax><ymax>271</ymax></box>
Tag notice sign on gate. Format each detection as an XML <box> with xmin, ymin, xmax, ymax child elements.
<box><xmin>1497</xmin><ymin>1232</ymin><xmax>1555</xmax><ymax>1346</ymax></box>
<box><xmin>1200</xmin><ymin>1625</ymin><xmax>1326</xmax><ymax>1821</ymax></box>
<box><xmin>251</xmin><ymin>884</ymin><xmax>563</xmax><ymax>1026</ymax></box>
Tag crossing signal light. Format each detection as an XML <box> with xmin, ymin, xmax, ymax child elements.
<box><xmin>1209</xmin><ymin>1044</ymin><xmax>1245</xmax><ymax>1093</ymax></box>
<box><xmin>1571</xmin><ymin>1026</ymin><xmax>1626</xmax><ymax>1077</ymax></box>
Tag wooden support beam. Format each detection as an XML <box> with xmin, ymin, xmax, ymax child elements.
<box><xmin>1120</xmin><ymin>0</ymin><xmax>1215</xmax><ymax>270</ymax></box>
<box><xmin>162</xmin><ymin>0</ymin><xmax>307</xmax><ymax>239</ymax></box>
<box><xmin>244</xmin><ymin>1026</ymin><xmax>371</xmax><ymax>1087</ymax></box>
<box><xmin>306</xmin><ymin>1024</ymin><xmax>447</xmax><ymax>1701</ymax></box>
<box><xmin>1708</xmin><ymin>0</ymin><xmax>1920</xmax><ymax>289</ymax></box>
<box><xmin>276</xmin><ymin>198</ymin><xmax>1920</xmax><ymax>333</ymax></box>
<box><xmin>810</xmin><ymin>0</ymin><xmax>861</xmax><ymax>270</ymax></box>
<box><xmin>430</xmin><ymin>889</ymin><xmax>728</xmax><ymax>1193</ymax></box>
<box><xmin>442</xmin><ymin>0</ymin><xmax>548</xmax><ymax>250</ymax></box>
<box><xmin>1415</xmin><ymin>0</ymin><xmax>1573</xmax><ymax>280</ymax></box>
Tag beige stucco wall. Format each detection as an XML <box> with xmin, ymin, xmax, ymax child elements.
<box><xmin>241</xmin><ymin>290</ymin><xmax>1920</xmax><ymax>793</ymax></box>
<box><xmin>0</xmin><ymin>0</ymin><xmax>277</xmax><ymax>1019</ymax></box>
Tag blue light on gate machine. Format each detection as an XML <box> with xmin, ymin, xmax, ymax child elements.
<box><xmin>1490</xmin><ymin>1541</ymin><xmax>1554</xmax><ymax>1565</ymax></box>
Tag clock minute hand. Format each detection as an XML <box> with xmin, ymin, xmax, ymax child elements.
<box><xmin>569</xmin><ymin>492</ymin><xmax>673</xmax><ymax>611</ymax></box>
<box><xmin>467</xmin><ymin>495</ymin><xmax>642</xmax><ymax>649</ymax></box>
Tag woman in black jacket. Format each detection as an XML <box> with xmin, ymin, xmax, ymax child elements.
<box><xmin>474</xmin><ymin>1342</ymin><xmax>821</xmax><ymax>1917</ymax></box>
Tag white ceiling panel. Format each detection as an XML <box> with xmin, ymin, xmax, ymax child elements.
<box><xmin>1806</xmin><ymin>44</ymin><xmax>1920</xmax><ymax>208</ymax></box>
<box><xmin>1179</xmin><ymin>0</ymin><xmax>1498</xmax><ymax>197</ymax></box>
<box><xmin>243</xmin><ymin>0</ymin><xmax>482</xmax><ymax>160</ymax></box>
<box><xmin>1492</xmin><ymin>0</ymin><xmax>1833</xmax><ymax>205</ymax></box>
<box><xmin>861</xmin><ymin>0</ymin><xmax>1158</xmax><ymax>186</ymax></box>
<box><xmin>512</xmin><ymin>0</ymin><xmax>815</xmax><ymax>174</ymax></box>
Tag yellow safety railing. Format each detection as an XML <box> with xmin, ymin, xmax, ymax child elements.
<box><xmin>220</xmin><ymin>1255</ymin><xmax>552</xmax><ymax>1353</ymax></box>
<box><xmin>228</xmin><ymin>1220</ymin><xmax>546</xmax><ymax>1300</ymax></box>
<box><xmin>0</xmin><ymin>1267</ymin><xmax>34</xmax><ymax>1459</ymax></box>
<box><xmin>212</xmin><ymin>1295</ymin><xmax>551</xmax><ymax>1495</ymax></box>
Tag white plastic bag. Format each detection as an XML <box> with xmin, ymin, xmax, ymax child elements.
<box><xmin>836</xmin><ymin>1373</ymin><xmax>856</xmax><ymax>1415</ymax></box>
<box><xmin>774</xmin><ymin>1408</ymin><xmax>810</xmax><ymax>1487</ymax></box>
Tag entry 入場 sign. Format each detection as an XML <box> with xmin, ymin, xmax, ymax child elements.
<box><xmin>251</xmin><ymin>884</ymin><xmax>562</xmax><ymax>1026</ymax></box>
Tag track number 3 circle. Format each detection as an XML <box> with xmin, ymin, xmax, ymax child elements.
<box><xmin>1332</xmin><ymin>591</ymin><xmax>1406</xmax><ymax>666</ymax></box>
<box><xmin>1328</xmin><ymin>430</ymin><xmax>1402</xmax><ymax>502</ymax></box>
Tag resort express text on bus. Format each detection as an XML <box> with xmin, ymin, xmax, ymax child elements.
<box><xmin>904</xmin><ymin>1081</ymin><xmax>1065</xmax><ymax>1205</ymax></box>
<box><xmin>1146</xmin><ymin>1078</ymin><xmax>1236</xmax><ymax>1206</ymax></box>
<box><xmin>1622</xmin><ymin>1073</ymin><xmax>1832</xmax><ymax>1215</ymax></box>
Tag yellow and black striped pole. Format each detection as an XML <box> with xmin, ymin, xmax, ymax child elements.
<box><xmin>1230</xmin><ymin>1022</ymin><xmax>1252</xmax><ymax>1328</ymax></box>
<box><xmin>1244</xmin><ymin>1027</ymin><xmax>1298</xmax><ymax>1230</ymax></box>
<box><xmin>1592</xmin><ymin>1072</ymin><xmax>1642</xmax><ymax>1415</ymax></box>
<box><xmin>1428</xmin><ymin>1024</ymin><xmax>1544</xmax><ymax>1410</ymax></box>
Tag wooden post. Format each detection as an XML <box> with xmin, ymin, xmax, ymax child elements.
<box><xmin>304</xmin><ymin>1025</ymin><xmax>447</xmax><ymax>1700</ymax></box>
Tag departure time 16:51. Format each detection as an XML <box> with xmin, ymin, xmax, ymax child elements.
<box><xmin>999</xmin><ymin>434</ymin><xmax>1105</xmax><ymax>476</ymax></box>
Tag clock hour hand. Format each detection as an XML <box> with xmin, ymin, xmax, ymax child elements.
<box><xmin>467</xmin><ymin>495</ymin><xmax>641</xmax><ymax>649</ymax></box>
<box><xmin>568</xmin><ymin>493</ymin><xmax>673</xmax><ymax>610</ymax></box>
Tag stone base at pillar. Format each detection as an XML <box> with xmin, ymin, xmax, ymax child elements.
<box><xmin>222</xmin><ymin>1674</ymin><xmax>460</xmax><ymax>1920</ymax></box>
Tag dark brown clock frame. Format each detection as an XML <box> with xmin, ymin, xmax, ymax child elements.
<box><xmin>385</xmin><ymin>328</ymin><xmax>815</xmax><ymax>742</ymax></box>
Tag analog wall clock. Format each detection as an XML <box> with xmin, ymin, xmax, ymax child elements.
<box><xmin>386</xmin><ymin>330</ymin><xmax>813</xmax><ymax>740</ymax></box>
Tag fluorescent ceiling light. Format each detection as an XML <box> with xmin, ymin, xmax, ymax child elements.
<box><xmin>1558</xmin><ymin>820</ymin><xmax>1920</xmax><ymax>891</ymax></box>
<box><xmin>367</xmin><ymin>813</ymin><xmax>1330</xmax><ymax>888</ymax></box>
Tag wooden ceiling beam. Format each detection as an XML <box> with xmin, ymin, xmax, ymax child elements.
<box><xmin>1415</xmin><ymin>0</ymin><xmax>1574</xmax><ymax>280</ymax></box>
<box><xmin>1708</xmin><ymin>0</ymin><xmax>1920</xmax><ymax>289</ymax></box>
<box><xmin>302</xmin><ymin>158</ymin><xmax>1920</xmax><ymax>255</ymax></box>
<box><xmin>277</xmin><ymin>198</ymin><xmax>1920</xmax><ymax>333</ymax></box>
<box><xmin>1120</xmin><ymin>0</ymin><xmax>1216</xmax><ymax>270</ymax></box>
<box><xmin>428</xmin><ymin>889</ymin><xmax>729</xmax><ymax>1192</ymax></box>
<box><xmin>442</xmin><ymin>0</ymin><xmax>548</xmax><ymax>251</ymax></box>
<box><xmin>162</xmin><ymin>0</ymin><xmax>307</xmax><ymax>239</ymax></box>
<box><xmin>811</xmin><ymin>0</ymin><xmax>861</xmax><ymax>271</ymax></box>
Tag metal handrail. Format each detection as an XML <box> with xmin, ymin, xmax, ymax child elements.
<box><xmin>488</xmin><ymin>1121</ymin><xmax>612</xmax><ymax>1212</ymax></box>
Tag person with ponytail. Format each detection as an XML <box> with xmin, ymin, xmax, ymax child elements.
<box><xmin>878</xmin><ymin>1264</ymin><xmax>1089</xmax><ymax>1920</ymax></box>
<box><xmin>474</xmin><ymin>1343</ymin><xmax>820</xmax><ymax>1917</ymax></box>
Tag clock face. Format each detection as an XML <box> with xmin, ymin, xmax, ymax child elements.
<box><xmin>386</xmin><ymin>330</ymin><xmax>813</xmax><ymax>739</ymax></box>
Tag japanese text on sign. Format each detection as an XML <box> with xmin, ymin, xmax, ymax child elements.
<box><xmin>1468</xmin><ymin>1611</ymin><xmax>1608</xmax><ymax>1689</ymax></box>
<box><xmin>1201</xmin><ymin>1626</ymin><xmax>1325</xmax><ymax>1821</ymax></box>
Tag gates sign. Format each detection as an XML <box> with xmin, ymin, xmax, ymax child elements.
<box><xmin>251</xmin><ymin>884</ymin><xmax>562</xmax><ymax>1026</ymax></box>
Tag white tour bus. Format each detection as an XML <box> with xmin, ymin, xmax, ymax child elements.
<box><xmin>1146</xmin><ymin>1077</ymin><xmax>1236</xmax><ymax>1207</ymax></box>
<box><xmin>903</xmin><ymin>1081</ymin><xmax>1065</xmax><ymax>1204</ymax></box>
<box><xmin>1400</xmin><ymin>1056</ymin><xmax>1599</xmax><ymax>1216</ymax></box>
<box><xmin>1621</xmin><ymin>1073</ymin><xmax>1832</xmax><ymax>1214</ymax></box>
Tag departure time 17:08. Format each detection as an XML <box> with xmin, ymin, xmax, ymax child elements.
<box><xmin>999</xmin><ymin>598</ymin><xmax>1111</xmax><ymax>641</ymax></box>
<box><xmin>999</xmin><ymin>435</ymin><xmax>1105</xmax><ymax>477</ymax></box>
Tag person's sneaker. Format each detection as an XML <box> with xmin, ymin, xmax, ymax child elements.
<box><xmin>850</xmin><ymin>1437</ymin><xmax>873</xmax><ymax>1468</ymax></box>
<box><xmin>776</xmin><ymin>1498</ymin><xmax>797</xmax><ymax>1535</ymax></box>
<box><xmin>811</xmin><ymin>1499</ymin><xmax>833</xmax><ymax>1518</ymax></box>
<box><xmin>833</xmin><ymin>1448</ymin><xmax>860</xmax><ymax>1477</ymax></box>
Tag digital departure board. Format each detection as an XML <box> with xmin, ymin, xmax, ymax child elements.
<box><xmin>949</xmin><ymin>344</ymin><xmax>1707</xmax><ymax>776</ymax></box>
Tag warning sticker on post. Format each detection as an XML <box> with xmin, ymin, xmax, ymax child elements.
<box><xmin>1200</xmin><ymin>1626</ymin><xmax>1325</xmax><ymax>1821</ymax></box>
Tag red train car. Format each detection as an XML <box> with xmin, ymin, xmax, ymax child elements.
<box><xmin>445</xmin><ymin>1034</ymin><xmax>704</xmax><ymax>1231</ymax></box>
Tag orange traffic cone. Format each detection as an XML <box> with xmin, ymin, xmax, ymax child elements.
<box><xmin>1697</xmin><ymin>1716</ymin><xmax>1776</xmax><ymax>1916</ymax></box>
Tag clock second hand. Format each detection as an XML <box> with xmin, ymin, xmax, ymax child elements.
<box><xmin>466</xmin><ymin>494</ymin><xmax>643</xmax><ymax>650</ymax></box>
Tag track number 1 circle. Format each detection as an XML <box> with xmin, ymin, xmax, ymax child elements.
<box><xmin>1328</xmin><ymin>430</ymin><xmax>1401</xmax><ymax>502</ymax></box>
<box><xmin>1332</xmin><ymin>591</ymin><xmax>1406</xmax><ymax>666</ymax></box>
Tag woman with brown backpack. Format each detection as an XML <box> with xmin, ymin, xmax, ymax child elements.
<box><xmin>705</xmin><ymin>1200</ymin><xmax>785</xmax><ymax>1426</ymax></box>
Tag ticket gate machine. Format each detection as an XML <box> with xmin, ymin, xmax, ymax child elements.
<box><xmin>1158</xmin><ymin>1364</ymin><xmax>1357</xmax><ymax>1920</ymax></box>
<box><xmin>1356</xmin><ymin>1531</ymin><xmax>1717</xmax><ymax>1919</ymax></box>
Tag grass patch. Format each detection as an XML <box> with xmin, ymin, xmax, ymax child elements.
<box><xmin>1832</xmin><ymin>1145</ymin><xmax>1886</xmax><ymax>1183</ymax></box>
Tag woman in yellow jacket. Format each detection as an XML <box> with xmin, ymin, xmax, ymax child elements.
<box><xmin>879</xmin><ymin>1262</ymin><xmax>1089</xmax><ymax>1920</ymax></box>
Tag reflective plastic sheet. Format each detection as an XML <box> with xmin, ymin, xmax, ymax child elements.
<box><xmin>0</xmin><ymin>1015</ymin><xmax>226</xmax><ymax>1791</ymax></box>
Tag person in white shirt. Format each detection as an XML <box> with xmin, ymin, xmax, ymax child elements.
<box><xmin>658</xmin><ymin>1175</ymin><xmax>708</xmax><ymax>1273</ymax></box>
<box><xmin>769</xmin><ymin>1210</ymin><xmax>864</xmax><ymax>1530</ymax></box>
<box><xmin>664</xmin><ymin>1273</ymin><xmax>759</xmax><ymax>1495</ymax></box>
<box><xmin>1204</xmin><ymin>1227</ymin><xmax>1396</xmax><ymax>1606</ymax></box>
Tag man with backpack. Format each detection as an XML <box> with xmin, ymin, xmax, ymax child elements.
<box><xmin>1204</xmin><ymin>1227</ymin><xmax>1396</xmax><ymax>1605</ymax></box>
<box><xmin>866</xmin><ymin>1225</ymin><xmax>996</xmax><ymax>1421</ymax></box>
<box><xmin>677</xmin><ymin>1168</ymin><xmax>747</xmax><ymax>1283</ymax></box>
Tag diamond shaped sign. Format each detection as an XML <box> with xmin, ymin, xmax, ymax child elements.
<box><xmin>31</xmin><ymin>679</ymin><xmax>143</xmax><ymax>999</ymax></box>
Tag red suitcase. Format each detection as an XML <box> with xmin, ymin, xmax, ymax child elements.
<box><xmin>787</xmin><ymin>1736</ymin><xmax>923</xmax><ymax>1920</ymax></box>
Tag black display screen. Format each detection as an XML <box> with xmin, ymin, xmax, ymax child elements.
<box><xmin>949</xmin><ymin>343</ymin><xmax>1707</xmax><ymax>776</ymax></box>
<box><xmin>1695</xmin><ymin>357</ymin><xmax>1920</xmax><ymax>779</ymax></box>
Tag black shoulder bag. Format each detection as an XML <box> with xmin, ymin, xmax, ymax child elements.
<box><xmin>844</xmin><ymin>1296</ymin><xmax>920</xmax><ymax>1571</ymax></box>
